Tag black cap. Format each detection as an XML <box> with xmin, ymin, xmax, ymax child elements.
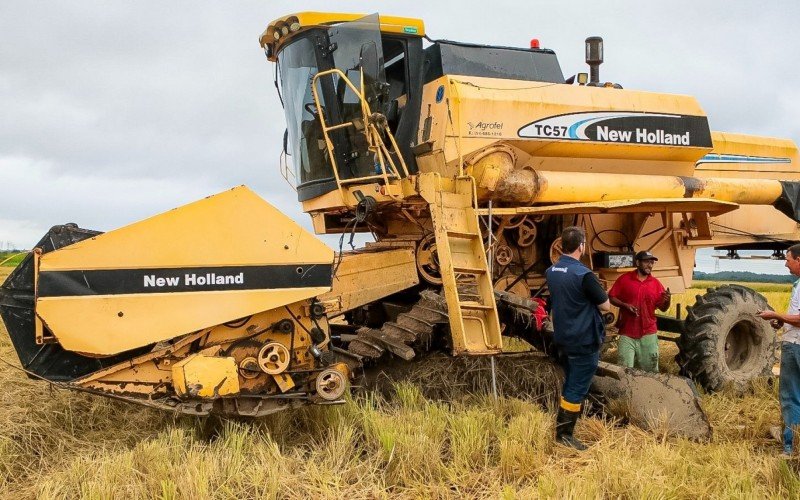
<box><xmin>635</xmin><ymin>251</ymin><xmax>658</xmax><ymax>262</ymax></box>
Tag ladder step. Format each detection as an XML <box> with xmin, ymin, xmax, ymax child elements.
<box><xmin>446</xmin><ymin>230</ymin><xmax>479</xmax><ymax>239</ymax></box>
<box><xmin>453</xmin><ymin>265</ymin><xmax>486</xmax><ymax>275</ymax></box>
<box><xmin>459</xmin><ymin>301</ymin><xmax>494</xmax><ymax>311</ymax></box>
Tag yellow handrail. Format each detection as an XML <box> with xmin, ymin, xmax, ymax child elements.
<box><xmin>309</xmin><ymin>68</ymin><xmax>409</xmax><ymax>204</ymax></box>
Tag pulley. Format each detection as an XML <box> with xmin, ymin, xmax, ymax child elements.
<box><xmin>416</xmin><ymin>233</ymin><xmax>442</xmax><ymax>285</ymax></box>
<box><xmin>549</xmin><ymin>237</ymin><xmax>563</xmax><ymax>264</ymax></box>
<box><xmin>238</xmin><ymin>357</ymin><xmax>261</xmax><ymax>379</ymax></box>
<box><xmin>494</xmin><ymin>244</ymin><xmax>513</xmax><ymax>266</ymax></box>
<box><xmin>505</xmin><ymin>214</ymin><xmax>527</xmax><ymax>229</ymax></box>
<box><xmin>315</xmin><ymin>367</ymin><xmax>348</xmax><ymax>401</ymax></box>
<box><xmin>257</xmin><ymin>342</ymin><xmax>291</xmax><ymax>375</ymax></box>
<box><xmin>516</xmin><ymin>219</ymin><xmax>537</xmax><ymax>247</ymax></box>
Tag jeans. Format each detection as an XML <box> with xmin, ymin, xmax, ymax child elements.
<box><xmin>780</xmin><ymin>342</ymin><xmax>800</xmax><ymax>454</ymax></box>
<box><xmin>559</xmin><ymin>347</ymin><xmax>601</xmax><ymax>406</ymax></box>
<box><xmin>617</xmin><ymin>334</ymin><xmax>659</xmax><ymax>372</ymax></box>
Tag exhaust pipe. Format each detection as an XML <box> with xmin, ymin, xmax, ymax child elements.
<box><xmin>585</xmin><ymin>36</ymin><xmax>603</xmax><ymax>85</ymax></box>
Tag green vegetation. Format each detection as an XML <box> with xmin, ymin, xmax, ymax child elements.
<box><xmin>0</xmin><ymin>268</ymin><xmax>797</xmax><ymax>498</ymax></box>
<box><xmin>0</xmin><ymin>251</ymin><xmax>26</xmax><ymax>267</ymax></box>
<box><xmin>692</xmin><ymin>280</ymin><xmax>792</xmax><ymax>294</ymax></box>
<box><xmin>694</xmin><ymin>270</ymin><xmax>795</xmax><ymax>284</ymax></box>
<box><xmin>671</xmin><ymin>282</ymin><xmax>792</xmax><ymax>315</ymax></box>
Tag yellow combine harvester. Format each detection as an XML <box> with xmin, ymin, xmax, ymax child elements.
<box><xmin>2</xmin><ymin>12</ymin><xmax>797</xmax><ymax>436</ymax></box>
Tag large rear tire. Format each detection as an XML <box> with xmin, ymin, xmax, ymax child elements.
<box><xmin>676</xmin><ymin>285</ymin><xmax>776</xmax><ymax>393</ymax></box>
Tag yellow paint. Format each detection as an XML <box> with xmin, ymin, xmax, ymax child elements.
<box><xmin>272</xmin><ymin>373</ymin><xmax>296</xmax><ymax>392</ymax></box>
<box><xmin>318</xmin><ymin>248</ymin><xmax>419</xmax><ymax>316</ymax></box>
<box><xmin>172</xmin><ymin>353</ymin><xmax>240</xmax><ymax>399</ymax></box>
<box><xmin>484</xmin><ymin>168</ymin><xmax>782</xmax><ymax>206</ymax></box>
<box><xmin>477</xmin><ymin>198</ymin><xmax>738</xmax><ymax>217</ymax></box>
<box><xmin>35</xmin><ymin>186</ymin><xmax>334</xmax><ymax>355</ymax></box>
<box><xmin>698</xmin><ymin>132</ymin><xmax>800</xmax><ymax>179</ymax></box>
<box><xmin>522</xmin><ymin>170</ymin><xmax>684</xmax><ymax>204</ymax></box>
<box><xmin>73</xmin><ymin>300</ymin><xmax>320</xmax><ymax>399</ymax></box>
<box><xmin>301</xmin><ymin>178</ymin><xmax>417</xmax><ymax>215</ymax></box>
<box><xmin>416</xmin><ymin>75</ymin><xmax>712</xmax><ymax>179</ymax></box>
<box><xmin>422</xmin><ymin>174</ymin><xmax>503</xmax><ymax>354</ymax></box>
<box><xmin>40</xmin><ymin>186</ymin><xmax>333</xmax><ymax>270</ymax></box>
<box><xmin>707</xmin><ymin>205</ymin><xmax>800</xmax><ymax>246</ymax></box>
<box><xmin>261</xmin><ymin>12</ymin><xmax>424</xmax><ymax>61</ymax></box>
<box><xmin>38</xmin><ymin>287</ymin><xmax>329</xmax><ymax>355</ymax></box>
<box><xmin>694</xmin><ymin>177</ymin><xmax>782</xmax><ymax>204</ymax></box>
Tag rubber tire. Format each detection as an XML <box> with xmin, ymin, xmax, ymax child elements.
<box><xmin>676</xmin><ymin>284</ymin><xmax>776</xmax><ymax>393</ymax></box>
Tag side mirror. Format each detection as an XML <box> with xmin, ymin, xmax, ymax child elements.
<box><xmin>359</xmin><ymin>41</ymin><xmax>380</xmax><ymax>83</ymax></box>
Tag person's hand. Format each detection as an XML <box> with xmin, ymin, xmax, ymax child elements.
<box><xmin>661</xmin><ymin>288</ymin><xmax>671</xmax><ymax>302</ymax></box>
<box><xmin>624</xmin><ymin>303</ymin><xmax>639</xmax><ymax>316</ymax></box>
<box><xmin>757</xmin><ymin>310</ymin><xmax>779</xmax><ymax>321</ymax></box>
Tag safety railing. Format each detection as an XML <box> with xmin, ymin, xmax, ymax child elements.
<box><xmin>309</xmin><ymin>68</ymin><xmax>409</xmax><ymax>204</ymax></box>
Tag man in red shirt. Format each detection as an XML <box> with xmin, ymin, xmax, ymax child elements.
<box><xmin>608</xmin><ymin>251</ymin><xmax>671</xmax><ymax>372</ymax></box>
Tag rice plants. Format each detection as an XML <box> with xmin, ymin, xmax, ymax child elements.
<box><xmin>0</xmin><ymin>268</ymin><xmax>798</xmax><ymax>498</ymax></box>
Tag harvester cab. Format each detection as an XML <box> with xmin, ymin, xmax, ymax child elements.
<box><xmin>4</xmin><ymin>11</ymin><xmax>800</xmax><ymax>439</ymax></box>
<box><xmin>266</xmin><ymin>13</ymin><xmax>420</xmax><ymax>203</ymax></box>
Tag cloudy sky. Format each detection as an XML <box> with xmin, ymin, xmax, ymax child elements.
<box><xmin>1</xmin><ymin>1</ymin><xmax>799</xmax><ymax>250</ymax></box>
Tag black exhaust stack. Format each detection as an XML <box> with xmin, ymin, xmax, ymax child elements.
<box><xmin>585</xmin><ymin>36</ymin><xmax>603</xmax><ymax>85</ymax></box>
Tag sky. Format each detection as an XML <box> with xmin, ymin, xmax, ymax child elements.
<box><xmin>2</xmin><ymin>1</ymin><xmax>800</xmax><ymax>255</ymax></box>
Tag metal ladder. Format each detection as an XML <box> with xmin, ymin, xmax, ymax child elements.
<box><xmin>428</xmin><ymin>176</ymin><xmax>503</xmax><ymax>354</ymax></box>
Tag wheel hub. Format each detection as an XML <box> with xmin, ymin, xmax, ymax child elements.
<box><xmin>724</xmin><ymin>320</ymin><xmax>757</xmax><ymax>371</ymax></box>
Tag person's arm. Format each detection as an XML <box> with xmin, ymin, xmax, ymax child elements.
<box><xmin>582</xmin><ymin>273</ymin><xmax>611</xmax><ymax>312</ymax></box>
<box><xmin>607</xmin><ymin>278</ymin><xmax>633</xmax><ymax>314</ymax></box>
<box><xmin>609</xmin><ymin>295</ymin><xmax>638</xmax><ymax>316</ymax></box>
<box><xmin>757</xmin><ymin>310</ymin><xmax>800</xmax><ymax>327</ymax></box>
<box><xmin>757</xmin><ymin>284</ymin><xmax>800</xmax><ymax>326</ymax></box>
<box><xmin>656</xmin><ymin>287</ymin><xmax>671</xmax><ymax>312</ymax></box>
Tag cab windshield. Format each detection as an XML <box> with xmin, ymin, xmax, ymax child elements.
<box><xmin>277</xmin><ymin>14</ymin><xmax>387</xmax><ymax>201</ymax></box>
<box><xmin>278</xmin><ymin>36</ymin><xmax>327</xmax><ymax>190</ymax></box>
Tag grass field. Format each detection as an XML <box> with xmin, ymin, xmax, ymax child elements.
<box><xmin>0</xmin><ymin>267</ymin><xmax>798</xmax><ymax>498</ymax></box>
<box><xmin>672</xmin><ymin>280</ymin><xmax>793</xmax><ymax>321</ymax></box>
<box><xmin>0</xmin><ymin>252</ymin><xmax>25</xmax><ymax>267</ymax></box>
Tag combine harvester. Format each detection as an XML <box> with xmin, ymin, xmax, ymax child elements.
<box><xmin>3</xmin><ymin>12</ymin><xmax>799</xmax><ymax>439</ymax></box>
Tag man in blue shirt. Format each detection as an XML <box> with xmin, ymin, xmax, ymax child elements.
<box><xmin>546</xmin><ymin>226</ymin><xmax>610</xmax><ymax>450</ymax></box>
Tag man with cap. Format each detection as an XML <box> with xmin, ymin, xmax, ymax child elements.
<box><xmin>608</xmin><ymin>250</ymin><xmax>671</xmax><ymax>372</ymax></box>
<box><xmin>546</xmin><ymin>226</ymin><xmax>611</xmax><ymax>450</ymax></box>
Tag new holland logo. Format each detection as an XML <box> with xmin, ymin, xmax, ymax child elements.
<box><xmin>517</xmin><ymin>111</ymin><xmax>712</xmax><ymax>148</ymax></box>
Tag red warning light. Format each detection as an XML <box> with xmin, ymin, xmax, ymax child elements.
<box><xmin>530</xmin><ymin>38</ymin><xmax>540</xmax><ymax>49</ymax></box>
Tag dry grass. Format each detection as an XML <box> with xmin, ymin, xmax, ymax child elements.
<box><xmin>1</xmin><ymin>267</ymin><xmax>799</xmax><ymax>498</ymax></box>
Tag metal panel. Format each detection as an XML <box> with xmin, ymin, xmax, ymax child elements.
<box><xmin>477</xmin><ymin>198</ymin><xmax>738</xmax><ymax>216</ymax></box>
<box><xmin>35</xmin><ymin>186</ymin><xmax>334</xmax><ymax>355</ymax></box>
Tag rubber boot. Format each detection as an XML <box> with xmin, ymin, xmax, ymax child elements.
<box><xmin>556</xmin><ymin>407</ymin><xmax>588</xmax><ymax>451</ymax></box>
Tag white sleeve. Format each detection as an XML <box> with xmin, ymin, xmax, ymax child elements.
<box><xmin>789</xmin><ymin>283</ymin><xmax>800</xmax><ymax>315</ymax></box>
